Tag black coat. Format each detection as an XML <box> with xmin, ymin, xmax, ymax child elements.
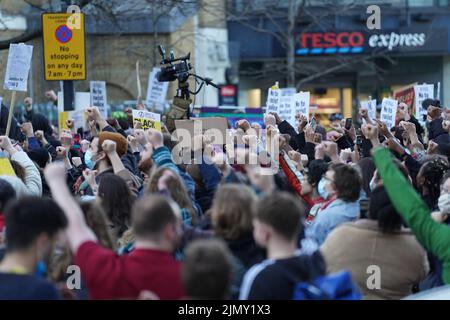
<box><xmin>0</xmin><ymin>104</ymin><xmax>25</xmax><ymax>141</ymax></box>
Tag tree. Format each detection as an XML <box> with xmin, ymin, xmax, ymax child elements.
<box><xmin>202</xmin><ymin>0</ymin><xmax>395</xmax><ymax>90</ymax></box>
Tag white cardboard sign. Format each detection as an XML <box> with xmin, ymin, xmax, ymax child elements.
<box><xmin>90</xmin><ymin>81</ymin><xmax>108</xmax><ymax>118</ymax></box>
<box><xmin>265</xmin><ymin>87</ymin><xmax>280</xmax><ymax>114</ymax></box>
<box><xmin>146</xmin><ymin>68</ymin><xmax>169</xmax><ymax>107</ymax></box>
<box><xmin>293</xmin><ymin>91</ymin><xmax>310</xmax><ymax>122</ymax></box>
<box><xmin>361</xmin><ymin>99</ymin><xmax>377</xmax><ymax>120</ymax></box>
<box><xmin>3</xmin><ymin>43</ymin><xmax>33</xmax><ymax>92</ymax></box>
<box><xmin>414</xmin><ymin>84</ymin><xmax>434</xmax><ymax>121</ymax></box>
<box><xmin>380</xmin><ymin>98</ymin><xmax>398</xmax><ymax>130</ymax></box>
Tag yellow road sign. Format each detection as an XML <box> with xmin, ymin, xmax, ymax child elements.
<box><xmin>42</xmin><ymin>13</ymin><xmax>86</xmax><ymax>80</ymax></box>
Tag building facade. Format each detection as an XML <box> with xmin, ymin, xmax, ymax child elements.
<box><xmin>0</xmin><ymin>0</ymin><xmax>229</xmax><ymax>119</ymax></box>
<box><xmin>228</xmin><ymin>0</ymin><xmax>450</xmax><ymax>122</ymax></box>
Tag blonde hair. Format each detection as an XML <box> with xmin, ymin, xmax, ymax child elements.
<box><xmin>211</xmin><ymin>184</ymin><xmax>256</xmax><ymax>240</ymax></box>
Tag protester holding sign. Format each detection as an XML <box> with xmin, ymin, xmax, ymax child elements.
<box><xmin>2</xmin><ymin>68</ymin><xmax>450</xmax><ymax>302</ymax></box>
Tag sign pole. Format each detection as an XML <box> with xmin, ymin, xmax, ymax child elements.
<box><xmin>136</xmin><ymin>61</ymin><xmax>142</xmax><ymax>100</ymax></box>
<box><xmin>63</xmin><ymin>80</ymin><xmax>75</xmax><ymax>111</ymax></box>
<box><xmin>5</xmin><ymin>91</ymin><xmax>16</xmax><ymax>137</ymax></box>
<box><xmin>437</xmin><ymin>82</ymin><xmax>441</xmax><ymax>102</ymax></box>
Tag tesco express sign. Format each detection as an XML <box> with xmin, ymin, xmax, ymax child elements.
<box><xmin>296</xmin><ymin>31</ymin><xmax>426</xmax><ymax>55</ymax></box>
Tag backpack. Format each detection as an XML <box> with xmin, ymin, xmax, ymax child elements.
<box><xmin>292</xmin><ymin>270</ymin><xmax>361</xmax><ymax>300</ymax></box>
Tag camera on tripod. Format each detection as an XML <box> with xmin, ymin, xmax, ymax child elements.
<box><xmin>156</xmin><ymin>45</ymin><xmax>192</xmax><ymax>83</ymax></box>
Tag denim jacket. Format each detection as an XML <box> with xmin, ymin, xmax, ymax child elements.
<box><xmin>301</xmin><ymin>198</ymin><xmax>361</xmax><ymax>254</ymax></box>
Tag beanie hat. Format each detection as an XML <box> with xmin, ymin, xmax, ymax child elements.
<box><xmin>98</xmin><ymin>131</ymin><xmax>128</xmax><ymax>157</ymax></box>
<box><xmin>27</xmin><ymin>148</ymin><xmax>50</xmax><ymax>169</ymax></box>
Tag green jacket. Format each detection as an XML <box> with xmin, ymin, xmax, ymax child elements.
<box><xmin>373</xmin><ymin>147</ymin><xmax>450</xmax><ymax>284</ymax></box>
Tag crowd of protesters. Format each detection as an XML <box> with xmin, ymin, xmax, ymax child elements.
<box><xmin>0</xmin><ymin>89</ymin><xmax>449</xmax><ymax>300</ymax></box>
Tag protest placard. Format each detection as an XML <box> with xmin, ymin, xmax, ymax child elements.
<box><xmin>414</xmin><ymin>84</ymin><xmax>434</xmax><ymax>121</ymax></box>
<box><xmin>293</xmin><ymin>91</ymin><xmax>310</xmax><ymax>122</ymax></box>
<box><xmin>4</xmin><ymin>43</ymin><xmax>33</xmax><ymax>92</ymax></box>
<box><xmin>132</xmin><ymin>110</ymin><xmax>161</xmax><ymax>131</ymax></box>
<box><xmin>146</xmin><ymin>68</ymin><xmax>169</xmax><ymax>110</ymax></box>
<box><xmin>360</xmin><ymin>99</ymin><xmax>377</xmax><ymax>120</ymax></box>
<box><xmin>58</xmin><ymin>109</ymin><xmax>85</xmax><ymax>133</ymax></box>
<box><xmin>380</xmin><ymin>98</ymin><xmax>398</xmax><ymax>130</ymax></box>
<box><xmin>174</xmin><ymin>117</ymin><xmax>228</xmax><ymax>141</ymax></box>
<box><xmin>393</xmin><ymin>84</ymin><xmax>416</xmax><ymax>110</ymax></box>
<box><xmin>277</xmin><ymin>88</ymin><xmax>296</xmax><ymax>126</ymax></box>
<box><xmin>265</xmin><ymin>83</ymin><xmax>280</xmax><ymax>114</ymax></box>
<box><xmin>3</xmin><ymin>43</ymin><xmax>33</xmax><ymax>136</ymax></box>
<box><xmin>57</xmin><ymin>92</ymin><xmax>91</xmax><ymax>113</ymax></box>
<box><xmin>90</xmin><ymin>81</ymin><xmax>108</xmax><ymax>118</ymax></box>
<box><xmin>0</xmin><ymin>158</ymin><xmax>16</xmax><ymax>176</ymax></box>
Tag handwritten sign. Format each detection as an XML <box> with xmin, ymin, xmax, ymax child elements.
<box><xmin>132</xmin><ymin>110</ymin><xmax>161</xmax><ymax>131</ymax></box>
<box><xmin>360</xmin><ymin>99</ymin><xmax>377</xmax><ymax>120</ymax></box>
<box><xmin>90</xmin><ymin>81</ymin><xmax>108</xmax><ymax>118</ymax></box>
<box><xmin>265</xmin><ymin>87</ymin><xmax>280</xmax><ymax>114</ymax></box>
<box><xmin>293</xmin><ymin>91</ymin><xmax>310</xmax><ymax>122</ymax></box>
<box><xmin>414</xmin><ymin>84</ymin><xmax>434</xmax><ymax>121</ymax></box>
<box><xmin>380</xmin><ymin>98</ymin><xmax>398</xmax><ymax>130</ymax></box>
<box><xmin>3</xmin><ymin>43</ymin><xmax>33</xmax><ymax>92</ymax></box>
<box><xmin>146</xmin><ymin>68</ymin><xmax>169</xmax><ymax>108</ymax></box>
<box><xmin>277</xmin><ymin>88</ymin><xmax>296</xmax><ymax>126</ymax></box>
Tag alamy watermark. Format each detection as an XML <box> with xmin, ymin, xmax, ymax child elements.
<box><xmin>66</xmin><ymin>5</ymin><xmax>82</xmax><ymax>30</ymax></box>
<box><xmin>366</xmin><ymin>5</ymin><xmax>381</xmax><ymax>30</ymax></box>
<box><xmin>366</xmin><ymin>265</ymin><xmax>381</xmax><ymax>290</ymax></box>
<box><xmin>170</xmin><ymin>124</ymin><xmax>281</xmax><ymax>176</ymax></box>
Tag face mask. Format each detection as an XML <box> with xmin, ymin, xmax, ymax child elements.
<box><xmin>84</xmin><ymin>150</ymin><xmax>96</xmax><ymax>169</ymax></box>
<box><xmin>317</xmin><ymin>177</ymin><xmax>329</xmax><ymax>200</ymax></box>
<box><xmin>438</xmin><ymin>193</ymin><xmax>450</xmax><ymax>214</ymax></box>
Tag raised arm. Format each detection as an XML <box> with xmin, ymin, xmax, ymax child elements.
<box><xmin>44</xmin><ymin>162</ymin><xmax>97</xmax><ymax>252</ymax></box>
<box><xmin>0</xmin><ymin>136</ymin><xmax>42</xmax><ymax>196</ymax></box>
<box><xmin>373</xmin><ymin>147</ymin><xmax>450</xmax><ymax>283</ymax></box>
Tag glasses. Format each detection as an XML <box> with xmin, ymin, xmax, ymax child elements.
<box><xmin>323</xmin><ymin>176</ymin><xmax>334</xmax><ymax>183</ymax></box>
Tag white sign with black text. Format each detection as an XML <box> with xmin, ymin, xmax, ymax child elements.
<box><xmin>146</xmin><ymin>68</ymin><xmax>169</xmax><ymax>108</ymax></box>
<box><xmin>380</xmin><ymin>98</ymin><xmax>398</xmax><ymax>130</ymax></box>
<box><xmin>414</xmin><ymin>84</ymin><xmax>434</xmax><ymax>122</ymax></box>
<box><xmin>90</xmin><ymin>81</ymin><xmax>108</xmax><ymax>118</ymax></box>
<box><xmin>265</xmin><ymin>87</ymin><xmax>281</xmax><ymax>114</ymax></box>
<box><xmin>361</xmin><ymin>99</ymin><xmax>377</xmax><ymax>120</ymax></box>
<box><xmin>3</xmin><ymin>43</ymin><xmax>33</xmax><ymax>92</ymax></box>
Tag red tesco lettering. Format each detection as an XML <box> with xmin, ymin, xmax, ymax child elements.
<box><xmin>299</xmin><ymin>32</ymin><xmax>364</xmax><ymax>48</ymax></box>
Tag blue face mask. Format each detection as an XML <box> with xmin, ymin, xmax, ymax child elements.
<box><xmin>84</xmin><ymin>150</ymin><xmax>95</xmax><ymax>169</ymax></box>
<box><xmin>317</xmin><ymin>177</ymin><xmax>329</xmax><ymax>200</ymax></box>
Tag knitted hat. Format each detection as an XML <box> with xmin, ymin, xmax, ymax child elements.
<box><xmin>98</xmin><ymin>131</ymin><xmax>128</xmax><ymax>157</ymax></box>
